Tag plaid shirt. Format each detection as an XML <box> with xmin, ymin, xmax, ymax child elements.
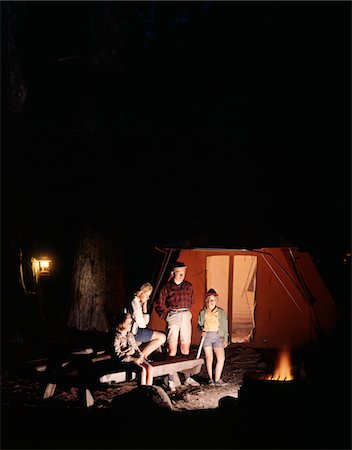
<box><xmin>154</xmin><ymin>279</ymin><xmax>194</xmax><ymax>320</ymax></box>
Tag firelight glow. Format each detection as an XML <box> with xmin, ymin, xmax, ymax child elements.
<box><xmin>270</xmin><ymin>348</ymin><xmax>293</xmax><ymax>381</ymax></box>
<box><xmin>261</xmin><ymin>348</ymin><xmax>294</xmax><ymax>381</ymax></box>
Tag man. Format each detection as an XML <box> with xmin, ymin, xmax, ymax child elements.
<box><xmin>154</xmin><ymin>261</ymin><xmax>200</xmax><ymax>389</ymax></box>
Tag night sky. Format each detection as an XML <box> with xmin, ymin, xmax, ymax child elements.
<box><xmin>3</xmin><ymin>1</ymin><xmax>351</xmax><ymax>295</ymax></box>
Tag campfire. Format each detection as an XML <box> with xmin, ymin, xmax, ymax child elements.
<box><xmin>260</xmin><ymin>348</ymin><xmax>294</xmax><ymax>381</ymax></box>
<box><xmin>238</xmin><ymin>348</ymin><xmax>310</xmax><ymax>410</ymax></box>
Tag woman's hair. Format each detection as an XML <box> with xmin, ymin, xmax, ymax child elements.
<box><xmin>135</xmin><ymin>282</ymin><xmax>153</xmax><ymax>298</ymax></box>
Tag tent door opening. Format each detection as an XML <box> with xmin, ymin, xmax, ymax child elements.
<box><xmin>206</xmin><ymin>255</ymin><xmax>257</xmax><ymax>344</ymax></box>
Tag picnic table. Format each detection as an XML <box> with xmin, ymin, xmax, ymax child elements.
<box><xmin>38</xmin><ymin>349</ymin><xmax>204</xmax><ymax>407</ymax></box>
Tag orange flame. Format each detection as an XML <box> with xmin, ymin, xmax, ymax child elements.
<box><xmin>265</xmin><ymin>349</ymin><xmax>293</xmax><ymax>381</ymax></box>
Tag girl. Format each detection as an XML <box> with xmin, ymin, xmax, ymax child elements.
<box><xmin>130</xmin><ymin>282</ymin><xmax>166</xmax><ymax>361</ymax></box>
<box><xmin>114</xmin><ymin>312</ymin><xmax>154</xmax><ymax>385</ymax></box>
<box><xmin>197</xmin><ymin>289</ymin><xmax>229</xmax><ymax>386</ymax></box>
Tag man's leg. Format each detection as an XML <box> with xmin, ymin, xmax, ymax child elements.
<box><xmin>168</xmin><ymin>343</ymin><xmax>178</xmax><ymax>356</ymax></box>
<box><xmin>179</xmin><ymin>311</ymin><xmax>192</xmax><ymax>355</ymax></box>
<box><xmin>179</xmin><ymin>311</ymin><xmax>200</xmax><ymax>386</ymax></box>
<box><xmin>180</xmin><ymin>342</ymin><xmax>190</xmax><ymax>355</ymax></box>
<box><xmin>166</xmin><ymin>312</ymin><xmax>181</xmax><ymax>356</ymax></box>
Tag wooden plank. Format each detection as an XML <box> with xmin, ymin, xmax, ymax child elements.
<box><xmin>99</xmin><ymin>371</ymin><xmax>137</xmax><ymax>384</ymax></box>
<box><xmin>92</xmin><ymin>352</ymin><xmax>111</xmax><ymax>363</ymax></box>
<box><xmin>151</xmin><ymin>358</ymin><xmax>204</xmax><ymax>377</ymax></box>
<box><xmin>98</xmin><ymin>358</ymin><xmax>204</xmax><ymax>386</ymax></box>
<box><xmin>84</xmin><ymin>388</ymin><xmax>95</xmax><ymax>408</ymax></box>
<box><xmin>43</xmin><ymin>383</ymin><xmax>56</xmax><ymax>399</ymax></box>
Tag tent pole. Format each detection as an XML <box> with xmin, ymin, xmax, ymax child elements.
<box><xmin>228</xmin><ymin>255</ymin><xmax>234</xmax><ymax>343</ymax></box>
<box><xmin>151</xmin><ymin>249</ymin><xmax>174</xmax><ymax>305</ymax></box>
<box><xmin>261</xmin><ymin>254</ymin><xmax>303</xmax><ymax>312</ymax></box>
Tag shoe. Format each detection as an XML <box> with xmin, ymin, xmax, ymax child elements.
<box><xmin>215</xmin><ymin>379</ymin><xmax>227</xmax><ymax>386</ymax></box>
<box><xmin>168</xmin><ymin>380</ymin><xmax>176</xmax><ymax>392</ymax></box>
<box><xmin>184</xmin><ymin>377</ymin><xmax>200</xmax><ymax>387</ymax></box>
<box><xmin>208</xmin><ymin>379</ymin><xmax>215</xmax><ymax>386</ymax></box>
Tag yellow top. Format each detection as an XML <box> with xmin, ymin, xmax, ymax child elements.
<box><xmin>204</xmin><ymin>307</ymin><xmax>220</xmax><ymax>332</ymax></box>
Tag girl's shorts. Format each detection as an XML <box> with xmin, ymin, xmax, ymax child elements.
<box><xmin>135</xmin><ymin>327</ymin><xmax>154</xmax><ymax>343</ymax></box>
<box><xmin>203</xmin><ymin>331</ymin><xmax>223</xmax><ymax>349</ymax></box>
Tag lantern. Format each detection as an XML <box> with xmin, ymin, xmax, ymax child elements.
<box><xmin>36</xmin><ymin>256</ymin><xmax>51</xmax><ymax>276</ymax></box>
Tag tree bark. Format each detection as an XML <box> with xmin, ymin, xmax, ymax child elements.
<box><xmin>66</xmin><ymin>226</ymin><xmax>126</xmax><ymax>332</ymax></box>
<box><xmin>2</xmin><ymin>2</ymin><xmax>28</xmax><ymax>114</ymax></box>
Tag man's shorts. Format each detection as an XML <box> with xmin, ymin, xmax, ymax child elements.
<box><xmin>166</xmin><ymin>309</ymin><xmax>192</xmax><ymax>347</ymax></box>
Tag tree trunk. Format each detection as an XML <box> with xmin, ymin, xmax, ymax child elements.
<box><xmin>66</xmin><ymin>226</ymin><xmax>125</xmax><ymax>332</ymax></box>
<box><xmin>2</xmin><ymin>2</ymin><xmax>28</xmax><ymax>114</ymax></box>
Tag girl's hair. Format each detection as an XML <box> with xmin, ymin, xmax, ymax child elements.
<box><xmin>115</xmin><ymin>312</ymin><xmax>132</xmax><ymax>329</ymax></box>
<box><xmin>205</xmin><ymin>288</ymin><xmax>219</xmax><ymax>304</ymax></box>
<box><xmin>135</xmin><ymin>282</ymin><xmax>153</xmax><ymax>297</ymax></box>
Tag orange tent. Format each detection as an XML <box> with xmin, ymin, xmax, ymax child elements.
<box><xmin>149</xmin><ymin>246</ymin><xmax>341</xmax><ymax>350</ymax></box>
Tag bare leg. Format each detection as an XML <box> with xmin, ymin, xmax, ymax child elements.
<box><xmin>204</xmin><ymin>346</ymin><xmax>214</xmax><ymax>380</ymax></box>
<box><xmin>142</xmin><ymin>362</ymin><xmax>154</xmax><ymax>385</ymax></box>
<box><xmin>180</xmin><ymin>342</ymin><xmax>190</xmax><ymax>355</ymax></box>
<box><xmin>168</xmin><ymin>343</ymin><xmax>178</xmax><ymax>356</ymax></box>
<box><xmin>138</xmin><ymin>365</ymin><xmax>147</xmax><ymax>385</ymax></box>
<box><xmin>141</xmin><ymin>331</ymin><xmax>166</xmax><ymax>358</ymax></box>
<box><xmin>213</xmin><ymin>346</ymin><xmax>225</xmax><ymax>382</ymax></box>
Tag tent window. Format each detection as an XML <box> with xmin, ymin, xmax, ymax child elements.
<box><xmin>206</xmin><ymin>255</ymin><xmax>229</xmax><ymax>317</ymax></box>
<box><xmin>205</xmin><ymin>254</ymin><xmax>257</xmax><ymax>344</ymax></box>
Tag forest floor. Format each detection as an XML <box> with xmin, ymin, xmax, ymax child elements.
<box><xmin>1</xmin><ymin>331</ymin><xmax>350</xmax><ymax>449</ymax></box>
<box><xmin>1</xmin><ymin>346</ymin><xmax>265</xmax><ymax>412</ymax></box>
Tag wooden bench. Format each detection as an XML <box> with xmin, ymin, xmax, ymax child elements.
<box><xmin>38</xmin><ymin>349</ymin><xmax>204</xmax><ymax>407</ymax></box>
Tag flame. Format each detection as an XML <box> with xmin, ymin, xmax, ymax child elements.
<box><xmin>266</xmin><ymin>349</ymin><xmax>293</xmax><ymax>381</ymax></box>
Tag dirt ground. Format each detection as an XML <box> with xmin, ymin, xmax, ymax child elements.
<box><xmin>1</xmin><ymin>338</ymin><xmax>350</xmax><ymax>449</ymax></box>
<box><xmin>1</xmin><ymin>346</ymin><xmax>270</xmax><ymax>412</ymax></box>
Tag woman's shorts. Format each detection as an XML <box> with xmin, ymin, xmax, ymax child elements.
<box><xmin>135</xmin><ymin>327</ymin><xmax>154</xmax><ymax>343</ymax></box>
<box><xmin>203</xmin><ymin>331</ymin><xmax>223</xmax><ymax>349</ymax></box>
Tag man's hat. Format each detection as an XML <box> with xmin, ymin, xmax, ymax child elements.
<box><xmin>172</xmin><ymin>261</ymin><xmax>187</xmax><ymax>270</ymax></box>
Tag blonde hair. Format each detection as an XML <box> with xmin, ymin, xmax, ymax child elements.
<box><xmin>135</xmin><ymin>282</ymin><xmax>153</xmax><ymax>298</ymax></box>
<box><xmin>205</xmin><ymin>288</ymin><xmax>219</xmax><ymax>306</ymax></box>
<box><xmin>205</xmin><ymin>294</ymin><xmax>218</xmax><ymax>305</ymax></box>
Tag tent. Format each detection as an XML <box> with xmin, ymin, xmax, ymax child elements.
<box><xmin>149</xmin><ymin>246</ymin><xmax>341</xmax><ymax>350</ymax></box>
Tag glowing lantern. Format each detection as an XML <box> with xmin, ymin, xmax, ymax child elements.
<box><xmin>34</xmin><ymin>257</ymin><xmax>52</xmax><ymax>276</ymax></box>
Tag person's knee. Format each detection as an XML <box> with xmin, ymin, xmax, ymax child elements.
<box><xmin>159</xmin><ymin>333</ymin><xmax>166</xmax><ymax>344</ymax></box>
<box><xmin>168</xmin><ymin>344</ymin><xmax>177</xmax><ymax>356</ymax></box>
<box><xmin>180</xmin><ymin>344</ymin><xmax>190</xmax><ymax>355</ymax></box>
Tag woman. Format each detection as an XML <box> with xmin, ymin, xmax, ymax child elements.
<box><xmin>131</xmin><ymin>282</ymin><xmax>166</xmax><ymax>361</ymax></box>
<box><xmin>198</xmin><ymin>288</ymin><xmax>229</xmax><ymax>386</ymax></box>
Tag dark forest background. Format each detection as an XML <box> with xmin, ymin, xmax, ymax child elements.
<box><xmin>1</xmin><ymin>1</ymin><xmax>350</xmax><ymax>350</ymax></box>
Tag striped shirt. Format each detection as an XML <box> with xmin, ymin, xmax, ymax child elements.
<box><xmin>114</xmin><ymin>330</ymin><xmax>142</xmax><ymax>362</ymax></box>
<box><xmin>154</xmin><ymin>279</ymin><xmax>194</xmax><ymax>320</ymax></box>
